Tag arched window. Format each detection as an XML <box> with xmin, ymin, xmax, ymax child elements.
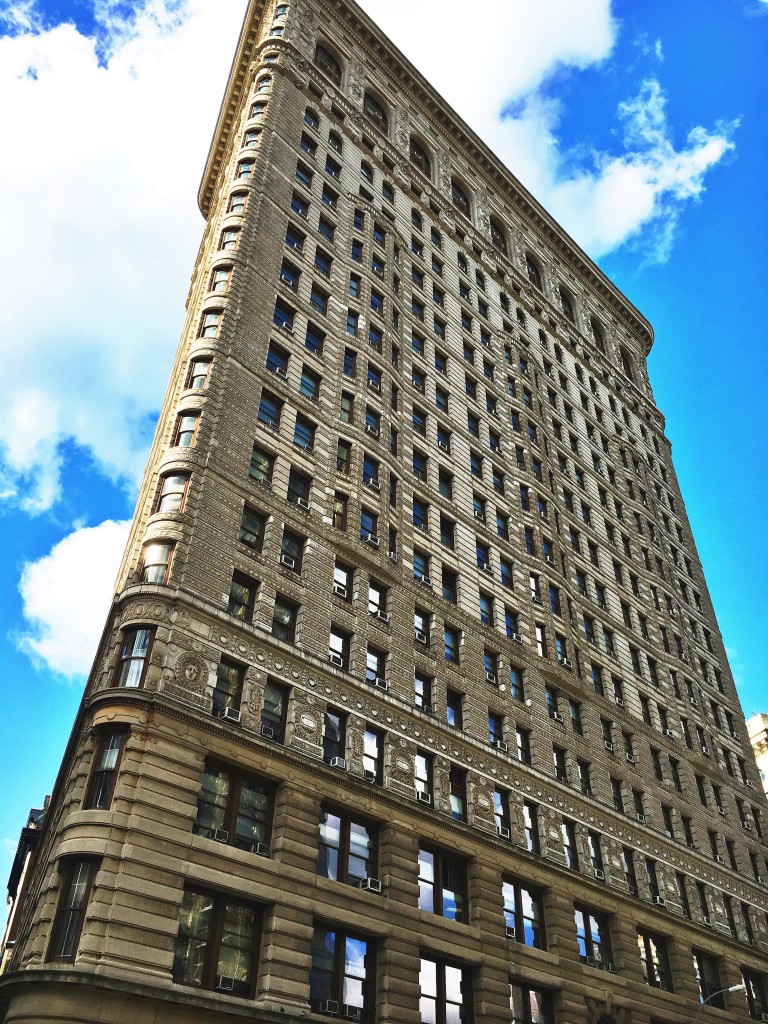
<box><xmin>451</xmin><ymin>179</ymin><xmax>470</xmax><ymax>218</ymax></box>
<box><xmin>619</xmin><ymin>346</ymin><xmax>635</xmax><ymax>383</ymax></box>
<box><xmin>364</xmin><ymin>92</ymin><xmax>388</xmax><ymax>132</ymax></box>
<box><xmin>525</xmin><ymin>253</ymin><xmax>542</xmax><ymax>291</ymax></box>
<box><xmin>255</xmin><ymin>76</ymin><xmax>272</xmax><ymax>94</ymax></box>
<box><xmin>560</xmin><ymin>287</ymin><xmax>575</xmax><ymax>323</ymax></box>
<box><xmin>314</xmin><ymin>43</ymin><xmax>342</xmax><ymax>85</ymax></box>
<box><xmin>304</xmin><ymin>107</ymin><xmax>319</xmax><ymax>130</ymax></box>
<box><xmin>328</xmin><ymin>130</ymin><xmax>343</xmax><ymax>154</ymax></box>
<box><xmin>490</xmin><ymin>218</ymin><xmax>508</xmax><ymax>254</ymax></box>
<box><xmin>590</xmin><ymin>318</ymin><xmax>606</xmax><ymax>353</ymax></box>
<box><xmin>360</xmin><ymin>161</ymin><xmax>374</xmax><ymax>184</ymax></box>
<box><xmin>410</xmin><ymin>137</ymin><xmax>431</xmax><ymax>177</ymax></box>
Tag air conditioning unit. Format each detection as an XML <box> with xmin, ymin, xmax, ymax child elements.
<box><xmin>604</xmin><ymin>740</ymin><xmax>614</xmax><ymax>752</ymax></box>
<box><xmin>758</xmin><ymin>876</ymin><xmax>767</xmax><ymax>886</ymax></box>
<box><xmin>615</xmin><ymin>697</ymin><xmax>625</xmax><ymax>707</ymax></box>
<box><xmin>295</xmin><ymin>496</ymin><xmax>310</xmax><ymax>510</ymax></box>
<box><xmin>605</xmin><ymin>963</ymin><xmax>617</xmax><ymax>974</ymax></box>
<box><xmin>330</xmin><ymin>757</ymin><xmax>347</xmax><ymax>770</ymax></box>
<box><xmin>421</xmin><ymin>703</ymin><xmax>434</xmax><ymax>716</ymax></box>
<box><xmin>328</xmin><ymin>652</ymin><xmax>343</xmax><ymax>667</ymax></box>
<box><xmin>701</xmin><ymin>746</ymin><xmax>711</xmax><ymax>757</ymax></box>
<box><xmin>703</xmin><ymin>916</ymin><xmax>712</xmax><ymax>927</ymax></box>
<box><xmin>494</xmin><ymin>740</ymin><xmax>508</xmax><ymax>753</ymax></box>
<box><xmin>372</xmin><ymin>610</ymin><xmax>390</xmax><ymax>624</ymax></box>
<box><xmin>511</xmin><ymin>632</ymin><xmax>523</xmax><ymax>644</ymax></box>
<box><xmin>746</xmin><ymin>780</ymin><xmax>756</xmax><ymax>789</ymax></box>
<box><xmin>362</xmin><ymin>534</ymin><xmax>380</xmax><ymax>547</ymax></box>
<box><xmin>479</xmin><ymin>561</ymin><xmax>492</xmax><ymax>572</ymax></box>
<box><xmin>215</xmin><ymin>975</ymin><xmax>235</xmax><ymax>992</ymax></box>
<box><xmin>333</xmin><ymin>582</ymin><xmax>348</xmax><ymax>598</ymax></box>
<box><xmin>485</xmin><ymin>671</ymin><xmax>497</xmax><ymax>684</ymax></box>
<box><xmin>561</xmin><ymin>658</ymin><xmax>573</xmax><ymax>670</ymax></box>
<box><xmin>363</xmin><ymin>770</ymin><xmax>376</xmax><ymax>783</ymax></box>
<box><xmin>218</xmin><ymin>707</ymin><xmax>242</xmax><ymax>725</ymax></box>
<box><xmin>205</xmin><ymin>827</ymin><xmax>228</xmax><ymax>843</ymax></box>
<box><xmin>365</xmin><ymin>478</ymin><xmax>380</xmax><ymax>491</ymax></box>
<box><xmin>716</xmin><ymin>855</ymin><xmax>725</xmax><ymax>865</ymax></box>
<box><xmin>365</xmin><ymin>424</ymin><xmax>379</xmax><ymax>437</ymax></box>
<box><xmin>594</xmin><ymin>868</ymin><xmax>606</xmax><ymax>881</ymax></box>
<box><xmin>743</xmin><ymin>821</ymin><xmax>753</xmax><ymax>832</ymax></box>
<box><xmin>681</xmin><ymin>652</ymin><xmax>689</xmax><ymax>662</ymax></box>
<box><xmin>637</xmin><ymin>812</ymin><xmax>646</xmax><ymax>824</ymax></box>
<box><xmin>280</xmin><ymin>553</ymin><xmax>296</xmax><ymax>569</ymax></box>
<box><xmin>552</xmin><ymin>711</ymin><xmax>564</xmax><ymax>723</ymax></box>
<box><xmin>689</xmin><ymin>697</ymin><xmax>698</xmax><ymax>708</ymax></box>
<box><xmin>366</xmin><ymin>379</ymin><xmax>380</xmax><ymax>391</ymax></box>
<box><xmin>663</xmin><ymin>728</ymin><xmax>676</xmax><ymax>738</ymax></box>
<box><xmin>627</xmin><ymin>884</ymin><xmax>636</xmax><ymax>896</ymax></box>
<box><xmin>260</xmin><ymin>725</ymin><xmax>275</xmax><ymax>740</ymax></box>
<box><xmin>473</xmin><ymin>509</ymin><xmax>485</xmax><ymax>521</ymax></box>
<box><xmin>415</xmin><ymin>630</ymin><xmax>428</xmax><ymax>644</ymax></box>
<box><xmin>372</xmin><ymin>677</ymin><xmax>389</xmax><ymax>692</ymax></box>
<box><xmin>438</xmin><ymin>440</ymin><xmax>449</xmax><ymax>451</ymax></box>
<box><xmin>341</xmin><ymin>1006</ymin><xmax>363</xmax><ymax>1022</ymax></box>
<box><xmin>717</xmin><ymin>805</ymin><xmax>725</xmax><ymax>817</ymax></box>
<box><xmin>272</xmin><ymin>364</ymin><xmax>288</xmax><ymax>378</ymax></box>
<box><xmin>497</xmin><ymin>824</ymin><xmax>511</xmax><ymax>839</ymax></box>
<box><xmin>358</xmin><ymin>878</ymin><xmax>382</xmax><ymax>894</ymax></box>
<box><xmin>539</xmin><ymin>510</ymin><xmax>548</xmax><ymax>520</ymax></box>
<box><xmin>626</xmin><ymin>753</ymin><xmax>636</xmax><ymax>764</ymax></box>
<box><xmin>418</xmin><ymin>576</ymin><xmax>432</xmax><ymax>587</ymax></box>
<box><xmin>318</xmin><ymin>1001</ymin><xmax>339</xmax><ymax>1016</ymax></box>
<box><xmin>417</xmin><ymin>791</ymin><xmax>432</xmax><ymax>805</ymax></box>
<box><xmin>388</xmin><ymin>551</ymin><xmax>398</xmax><ymax>562</ymax></box>
<box><xmin>544</xmin><ymin>554</ymin><xmax>555</xmax><ymax>565</ymax></box>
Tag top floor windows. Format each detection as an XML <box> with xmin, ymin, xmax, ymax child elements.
<box><xmin>410</xmin><ymin>137</ymin><xmax>432</xmax><ymax>177</ymax></box>
<box><xmin>314</xmin><ymin>43</ymin><xmax>342</xmax><ymax>84</ymax></box>
<box><xmin>363</xmin><ymin>91</ymin><xmax>388</xmax><ymax>131</ymax></box>
<box><xmin>451</xmin><ymin>179</ymin><xmax>471</xmax><ymax>218</ymax></box>
<box><xmin>525</xmin><ymin>253</ymin><xmax>542</xmax><ymax>291</ymax></box>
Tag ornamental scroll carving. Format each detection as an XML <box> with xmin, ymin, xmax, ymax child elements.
<box><xmin>586</xmin><ymin>996</ymin><xmax>630</xmax><ymax>1024</ymax></box>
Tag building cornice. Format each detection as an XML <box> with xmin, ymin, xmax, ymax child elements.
<box><xmin>199</xmin><ymin>0</ymin><xmax>654</xmax><ymax>354</ymax></box>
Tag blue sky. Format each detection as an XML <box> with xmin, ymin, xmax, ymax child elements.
<box><xmin>0</xmin><ymin>0</ymin><xmax>765</xmax><ymax>897</ymax></box>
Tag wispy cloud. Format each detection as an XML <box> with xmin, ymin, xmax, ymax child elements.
<box><xmin>17</xmin><ymin>519</ymin><xmax>131</xmax><ymax>677</ymax></box>
<box><xmin>359</xmin><ymin>0</ymin><xmax>736</xmax><ymax>263</ymax></box>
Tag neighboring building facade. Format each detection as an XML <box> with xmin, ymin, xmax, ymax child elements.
<box><xmin>0</xmin><ymin>804</ymin><xmax>46</xmax><ymax>977</ymax></box>
<box><xmin>2</xmin><ymin>1</ymin><xmax>768</xmax><ymax>1022</ymax></box>
<box><xmin>747</xmin><ymin>715</ymin><xmax>768</xmax><ymax>797</ymax></box>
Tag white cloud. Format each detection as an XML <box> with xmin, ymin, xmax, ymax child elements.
<box><xmin>17</xmin><ymin>519</ymin><xmax>131</xmax><ymax>677</ymax></box>
<box><xmin>358</xmin><ymin>0</ymin><xmax>736</xmax><ymax>263</ymax></box>
<box><xmin>0</xmin><ymin>0</ymin><xmax>246</xmax><ymax>511</ymax></box>
<box><xmin>0</xmin><ymin>0</ymin><xmax>736</xmax><ymax>513</ymax></box>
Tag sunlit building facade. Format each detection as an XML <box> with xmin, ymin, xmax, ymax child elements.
<box><xmin>2</xmin><ymin>1</ymin><xmax>768</xmax><ymax>1022</ymax></box>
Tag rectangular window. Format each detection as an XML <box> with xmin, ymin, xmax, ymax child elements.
<box><xmin>261</xmin><ymin>679</ymin><xmax>288</xmax><ymax>741</ymax></box>
<box><xmin>420</xmin><ymin>957</ymin><xmax>471</xmax><ymax>1024</ymax></box>
<box><xmin>309</xmin><ymin>926</ymin><xmax>373</xmax><ymax>1019</ymax></box>
<box><xmin>418</xmin><ymin>845</ymin><xmax>466</xmax><ymax>922</ymax></box>
<box><xmin>47</xmin><ymin>860</ymin><xmax>98</xmax><ymax>962</ymax></box>
<box><xmin>575</xmin><ymin>906</ymin><xmax>612</xmax><ymax>966</ymax></box>
<box><xmin>172</xmin><ymin>888</ymin><xmax>260</xmax><ymax>997</ymax></box>
<box><xmin>193</xmin><ymin>761</ymin><xmax>274</xmax><ymax>853</ymax></box>
<box><xmin>322</xmin><ymin>708</ymin><xmax>346</xmax><ymax>763</ymax></box>
<box><xmin>317</xmin><ymin>809</ymin><xmax>376</xmax><ymax>886</ymax></box>
<box><xmin>115</xmin><ymin>627</ymin><xmax>153</xmax><ymax>688</ymax></box>
<box><xmin>637</xmin><ymin>931</ymin><xmax>672</xmax><ymax>990</ymax></box>
<box><xmin>510</xmin><ymin>982</ymin><xmax>552</xmax><ymax>1024</ymax></box>
<box><xmin>85</xmin><ymin>730</ymin><xmax>127</xmax><ymax>810</ymax></box>
<box><xmin>503</xmin><ymin>879</ymin><xmax>545</xmax><ymax>948</ymax></box>
<box><xmin>228</xmin><ymin>570</ymin><xmax>258</xmax><ymax>621</ymax></box>
<box><xmin>212</xmin><ymin>658</ymin><xmax>244</xmax><ymax>717</ymax></box>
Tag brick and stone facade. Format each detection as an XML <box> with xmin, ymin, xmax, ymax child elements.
<box><xmin>2</xmin><ymin>1</ymin><xmax>767</xmax><ymax>1022</ymax></box>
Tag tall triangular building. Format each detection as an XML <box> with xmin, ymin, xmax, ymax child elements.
<box><xmin>2</xmin><ymin>2</ymin><xmax>767</xmax><ymax>1022</ymax></box>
